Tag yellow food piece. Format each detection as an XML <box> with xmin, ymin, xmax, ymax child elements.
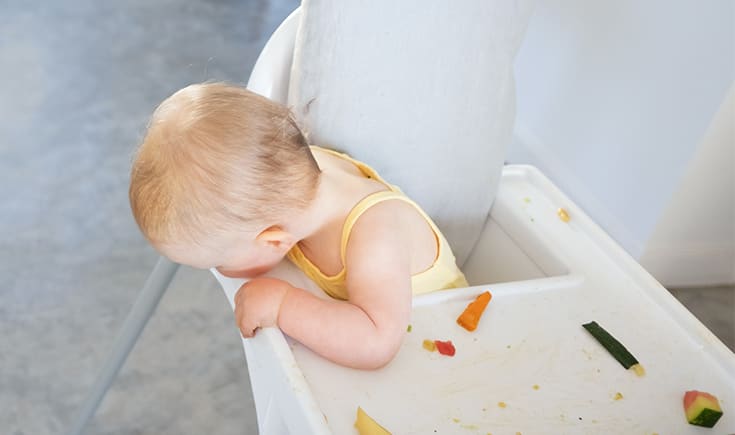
<box><xmin>532</xmin><ymin>384</ymin><xmax>540</xmax><ymax>390</ymax></box>
<box><xmin>614</xmin><ymin>392</ymin><xmax>623</xmax><ymax>401</ymax></box>
<box><xmin>422</xmin><ymin>339</ymin><xmax>436</xmax><ymax>352</ymax></box>
<box><xmin>631</xmin><ymin>364</ymin><xmax>646</xmax><ymax>377</ymax></box>
<box><xmin>498</xmin><ymin>402</ymin><xmax>507</xmax><ymax>408</ymax></box>
<box><xmin>557</xmin><ymin>208</ymin><xmax>570</xmax><ymax>222</ymax></box>
<box><xmin>355</xmin><ymin>407</ymin><xmax>391</xmax><ymax>435</ymax></box>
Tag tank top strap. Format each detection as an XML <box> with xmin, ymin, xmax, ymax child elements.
<box><xmin>339</xmin><ymin>190</ymin><xmax>416</xmax><ymax>265</ymax></box>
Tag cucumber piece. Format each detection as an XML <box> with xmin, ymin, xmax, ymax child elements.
<box><xmin>684</xmin><ymin>390</ymin><xmax>724</xmax><ymax>428</ymax></box>
<box><xmin>582</xmin><ymin>321</ymin><xmax>639</xmax><ymax>370</ymax></box>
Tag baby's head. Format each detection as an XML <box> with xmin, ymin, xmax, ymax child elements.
<box><xmin>129</xmin><ymin>82</ymin><xmax>320</xmax><ymax>275</ymax></box>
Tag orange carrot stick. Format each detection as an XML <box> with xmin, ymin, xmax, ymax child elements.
<box><xmin>457</xmin><ymin>291</ymin><xmax>492</xmax><ymax>331</ymax></box>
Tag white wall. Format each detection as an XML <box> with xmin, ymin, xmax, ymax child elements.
<box><xmin>639</xmin><ymin>86</ymin><xmax>734</xmax><ymax>287</ymax></box>
<box><xmin>508</xmin><ymin>0</ymin><xmax>734</xmax><ymax>280</ymax></box>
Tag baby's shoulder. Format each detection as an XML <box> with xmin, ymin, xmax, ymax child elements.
<box><xmin>346</xmin><ymin>195</ymin><xmax>433</xmax><ymax>255</ymax></box>
<box><xmin>344</xmin><ymin>195</ymin><xmax>438</xmax><ymax>280</ymax></box>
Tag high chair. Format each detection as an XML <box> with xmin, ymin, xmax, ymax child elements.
<box><xmin>70</xmin><ymin>5</ymin><xmax>735</xmax><ymax>435</ymax></box>
<box><xmin>211</xmin><ymin>7</ymin><xmax>735</xmax><ymax>435</ymax></box>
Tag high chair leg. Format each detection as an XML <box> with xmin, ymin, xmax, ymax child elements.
<box><xmin>66</xmin><ymin>256</ymin><xmax>180</xmax><ymax>435</ymax></box>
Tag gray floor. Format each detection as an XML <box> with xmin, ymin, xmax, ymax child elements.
<box><xmin>669</xmin><ymin>286</ymin><xmax>735</xmax><ymax>352</ymax></box>
<box><xmin>1</xmin><ymin>2</ymin><xmax>733</xmax><ymax>435</ymax></box>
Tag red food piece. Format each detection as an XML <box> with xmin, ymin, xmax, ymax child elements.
<box><xmin>684</xmin><ymin>390</ymin><xmax>718</xmax><ymax>410</ymax></box>
<box><xmin>434</xmin><ymin>340</ymin><xmax>456</xmax><ymax>356</ymax></box>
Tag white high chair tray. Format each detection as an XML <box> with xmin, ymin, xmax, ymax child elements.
<box><xmin>285</xmin><ymin>165</ymin><xmax>735</xmax><ymax>434</ymax></box>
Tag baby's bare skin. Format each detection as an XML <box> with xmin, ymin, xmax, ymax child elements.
<box><xmin>134</xmin><ymin>83</ymin><xmax>446</xmax><ymax>370</ymax></box>
<box><xmin>224</xmin><ymin>149</ymin><xmax>437</xmax><ymax>369</ymax></box>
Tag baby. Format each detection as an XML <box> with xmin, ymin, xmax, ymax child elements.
<box><xmin>129</xmin><ymin>82</ymin><xmax>467</xmax><ymax>369</ymax></box>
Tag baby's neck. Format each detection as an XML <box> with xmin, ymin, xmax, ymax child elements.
<box><xmin>287</xmin><ymin>170</ymin><xmax>345</xmax><ymax>243</ymax></box>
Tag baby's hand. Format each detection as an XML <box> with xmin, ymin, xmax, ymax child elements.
<box><xmin>233</xmin><ymin>277</ymin><xmax>292</xmax><ymax>338</ymax></box>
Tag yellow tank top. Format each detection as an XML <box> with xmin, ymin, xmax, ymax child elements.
<box><xmin>286</xmin><ymin>147</ymin><xmax>468</xmax><ymax>300</ymax></box>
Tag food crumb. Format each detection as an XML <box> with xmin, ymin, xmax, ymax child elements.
<box><xmin>532</xmin><ymin>384</ymin><xmax>540</xmax><ymax>390</ymax></box>
<box><xmin>631</xmin><ymin>364</ymin><xmax>646</xmax><ymax>377</ymax></box>
<box><xmin>506</xmin><ymin>344</ymin><xmax>511</xmax><ymax>349</ymax></box>
<box><xmin>407</xmin><ymin>324</ymin><xmax>412</xmax><ymax>332</ymax></box>
<box><xmin>614</xmin><ymin>392</ymin><xmax>623</xmax><ymax>401</ymax></box>
<box><xmin>523</xmin><ymin>197</ymin><xmax>531</xmax><ymax>203</ymax></box>
<box><xmin>498</xmin><ymin>402</ymin><xmax>507</xmax><ymax>408</ymax></box>
<box><xmin>452</xmin><ymin>418</ymin><xmax>460</xmax><ymax>423</ymax></box>
<box><xmin>461</xmin><ymin>424</ymin><xmax>479</xmax><ymax>430</ymax></box>
<box><xmin>422</xmin><ymin>339</ymin><xmax>436</xmax><ymax>352</ymax></box>
<box><xmin>558</xmin><ymin>208</ymin><xmax>570</xmax><ymax>222</ymax></box>
<box><xmin>516</xmin><ymin>432</ymin><xmax>522</xmax><ymax>435</ymax></box>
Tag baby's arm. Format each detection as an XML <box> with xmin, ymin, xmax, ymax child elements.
<box><xmin>277</xmin><ymin>211</ymin><xmax>413</xmax><ymax>369</ymax></box>
<box><xmin>234</xmin><ymin>204</ymin><xmax>413</xmax><ymax>369</ymax></box>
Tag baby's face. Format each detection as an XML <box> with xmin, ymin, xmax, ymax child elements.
<box><xmin>214</xmin><ymin>240</ymin><xmax>285</xmax><ymax>279</ymax></box>
<box><xmin>160</xmin><ymin>233</ymin><xmax>288</xmax><ymax>278</ymax></box>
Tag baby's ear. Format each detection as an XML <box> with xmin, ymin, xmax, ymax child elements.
<box><xmin>256</xmin><ymin>226</ymin><xmax>295</xmax><ymax>250</ymax></box>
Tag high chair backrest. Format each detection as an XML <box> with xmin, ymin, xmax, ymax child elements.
<box><xmin>246</xmin><ymin>9</ymin><xmax>299</xmax><ymax>106</ymax></box>
<box><xmin>286</xmin><ymin>0</ymin><xmax>535</xmax><ymax>266</ymax></box>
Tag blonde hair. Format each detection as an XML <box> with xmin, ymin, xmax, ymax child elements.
<box><xmin>129</xmin><ymin>82</ymin><xmax>320</xmax><ymax>250</ymax></box>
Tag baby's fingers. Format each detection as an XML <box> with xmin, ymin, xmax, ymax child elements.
<box><xmin>233</xmin><ymin>290</ymin><xmax>251</xmax><ymax>337</ymax></box>
<box><xmin>239</xmin><ymin>322</ymin><xmax>259</xmax><ymax>338</ymax></box>
<box><xmin>235</xmin><ymin>310</ymin><xmax>259</xmax><ymax>338</ymax></box>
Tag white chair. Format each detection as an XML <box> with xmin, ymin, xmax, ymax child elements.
<box><xmin>70</xmin><ymin>6</ymin><xmax>735</xmax><ymax>435</ymax></box>
<box><xmin>211</xmin><ymin>7</ymin><xmax>735</xmax><ymax>435</ymax></box>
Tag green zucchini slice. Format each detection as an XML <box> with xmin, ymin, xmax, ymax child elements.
<box><xmin>582</xmin><ymin>321</ymin><xmax>642</xmax><ymax>374</ymax></box>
